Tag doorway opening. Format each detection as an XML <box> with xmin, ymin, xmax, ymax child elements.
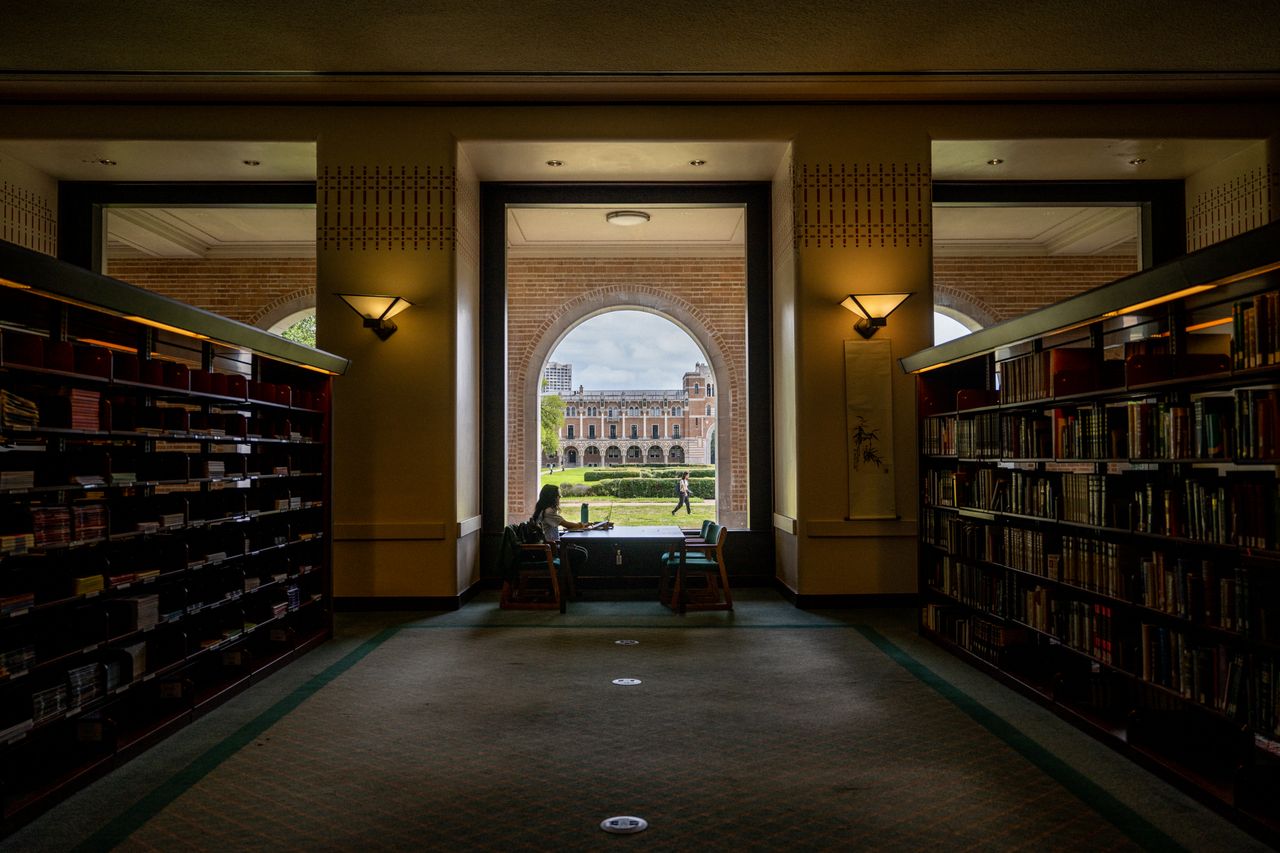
<box><xmin>480</xmin><ymin>182</ymin><xmax>773</xmax><ymax>544</ymax></box>
<box><xmin>538</xmin><ymin>308</ymin><xmax>719</xmax><ymax>527</ymax></box>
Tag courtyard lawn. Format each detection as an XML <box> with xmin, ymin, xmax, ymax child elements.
<box><xmin>537</xmin><ymin>468</ymin><xmax>716</xmax><ymax>528</ymax></box>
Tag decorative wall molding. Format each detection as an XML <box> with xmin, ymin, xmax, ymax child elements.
<box><xmin>794</xmin><ymin>162</ymin><xmax>930</xmax><ymax>249</ymax></box>
<box><xmin>1187</xmin><ymin>162</ymin><xmax>1277</xmax><ymax>251</ymax></box>
<box><xmin>1</xmin><ymin>180</ymin><xmax>56</xmax><ymax>256</ymax></box>
<box><xmin>318</xmin><ymin>165</ymin><xmax>455</xmax><ymax>252</ymax></box>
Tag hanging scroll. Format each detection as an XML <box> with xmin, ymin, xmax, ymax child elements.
<box><xmin>845</xmin><ymin>339</ymin><xmax>897</xmax><ymax>519</ymax></box>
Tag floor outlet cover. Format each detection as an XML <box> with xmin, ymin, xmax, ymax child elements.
<box><xmin>611</xmin><ymin>678</ymin><xmax>642</xmax><ymax>685</ymax></box>
<box><xmin>601</xmin><ymin>816</ymin><xmax>648</xmax><ymax>834</ymax></box>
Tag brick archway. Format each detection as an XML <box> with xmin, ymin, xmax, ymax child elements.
<box><xmin>508</xmin><ymin>276</ymin><xmax>746</xmax><ymax>526</ymax></box>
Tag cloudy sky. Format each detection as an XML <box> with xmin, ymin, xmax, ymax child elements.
<box><xmin>548</xmin><ymin>310</ymin><xmax>704</xmax><ymax>391</ymax></box>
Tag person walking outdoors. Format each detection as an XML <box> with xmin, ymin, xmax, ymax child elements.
<box><xmin>672</xmin><ymin>470</ymin><xmax>692</xmax><ymax>515</ymax></box>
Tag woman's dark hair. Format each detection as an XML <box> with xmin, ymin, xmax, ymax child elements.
<box><xmin>531</xmin><ymin>483</ymin><xmax>560</xmax><ymax>524</ymax></box>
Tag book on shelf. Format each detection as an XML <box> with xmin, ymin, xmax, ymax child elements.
<box><xmin>1232</xmin><ymin>292</ymin><xmax>1280</xmax><ymax>369</ymax></box>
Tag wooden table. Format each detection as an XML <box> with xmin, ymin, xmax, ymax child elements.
<box><xmin>560</xmin><ymin>524</ymin><xmax>690</xmax><ymax>611</ymax></box>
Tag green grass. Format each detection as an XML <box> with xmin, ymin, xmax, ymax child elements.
<box><xmin>538</xmin><ymin>468</ymin><xmax>716</xmax><ymax>527</ymax></box>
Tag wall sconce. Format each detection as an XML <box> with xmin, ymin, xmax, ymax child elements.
<box><xmin>335</xmin><ymin>293</ymin><xmax>413</xmax><ymax>341</ymax></box>
<box><xmin>841</xmin><ymin>292</ymin><xmax>912</xmax><ymax>339</ymax></box>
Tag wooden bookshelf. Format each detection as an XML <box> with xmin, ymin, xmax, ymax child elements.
<box><xmin>904</xmin><ymin>220</ymin><xmax>1280</xmax><ymax>844</ymax></box>
<box><xmin>0</xmin><ymin>239</ymin><xmax>347</xmax><ymax>833</ymax></box>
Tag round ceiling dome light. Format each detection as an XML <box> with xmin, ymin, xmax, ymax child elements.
<box><xmin>987</xmin><ymin>158</ymin><xmax>1004</xmax><ymax>166</ymax></box>
<box><xmin>605</xmin><ymin>210</ymin><xmax>651</xmax><ymax>226</ymax></box>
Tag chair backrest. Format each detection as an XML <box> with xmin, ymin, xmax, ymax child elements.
<box><xmin>700</xmin><ymin>519</ymin><xmax>712</xmax><ymax>538</ymax></box>
<box><xmin>704</xmin><ymin>521</ymin><xmax>721</xmax><ymax>545</ymax></box>
<box><xmin>498</xmin><ymin>525</ymin><xmax>522</xmax><ymax>580</ymax></box>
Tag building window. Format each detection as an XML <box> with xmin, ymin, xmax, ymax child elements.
<box><xmin>673</xmin><ymin>425</ymin><xmax>681</xmax><ymax>439</ymax></box>
<box><xmin>609</xmin><ymin>425</ymin><xmax>617</xmax><ymax>439</ymax></box>
<box><xmin>630</xmin><ymin>425</ymin><xmax>638</xmax><ymax>438</ymax></box>
<box><xmin>588</xmin><ymin>425</ymin><xmax>596</xmax><ymax>439</ymax></box>
<box><xmin>651</xmin><ymin>425</ymin><xmax>659</xmax><ymax>439</ymax></box>
<box><xmin>706</xmin><ymin>404</ymin><xmax>712</xmax><ymax>416</ymax></box>
<box><xmin>708</xmin><ymin>384</ymin><xmax>714</xmax><ymax>396</ymax></box>
<box><xmin>672</xmin><ymin>407</ymin><xmax>682</xmax><ymax>417</ymax></box>
<box><xmin>693</xmin><ymin>383</ymin><xmax>700</xmax><ymax>394</ymax></box>
<box><xmin>567</xmin><ymin>425</ymin><xmax>575</xmax><ymax>439</ymax></box>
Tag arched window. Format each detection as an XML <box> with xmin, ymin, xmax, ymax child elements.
<box><xmin>934</xmin><ymin>308</ymin><xmax>982</xmax><ymax>345</ymax></box>
<box><xmin>693</xmin><ymin>382</ymin><xmax>700</xmax><ymax>394</ymax></box>
<box><xmin>672</xmin><ymin>406</ymin><xmax>682</xmax><ymax>417</ymax></box>
<box><xmin>566</xmin><ymin>448</ymin><xmax>578</xmax><ymax>465</ymax></box>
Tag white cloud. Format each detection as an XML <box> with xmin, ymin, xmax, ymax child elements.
<box><xmin>550</xmin><ymin>310</ymin><xmax>705</xmax><ymax>391</ymax></box>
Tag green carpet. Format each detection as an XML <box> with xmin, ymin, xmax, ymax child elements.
<box><xmin>9</xmin><ymin>592</ymin><xmax>1265</xmax><ymax>851</ymax></box>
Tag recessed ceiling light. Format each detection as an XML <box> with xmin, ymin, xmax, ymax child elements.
<box><xmin>987</xmin><ymin>158</ymin><xmax>1004</xmax><ymax>166</ymax></box>
<box><xmin>689</xmin><ymin>159</ymin><xmax>706</xmax><ymax>167</ymax></box>
<box><xmin>546</xmin><ymin>160</ymin><xmax>564</xmax><ymax>167</ymax></box>
<box><xmin>243</xmin><ymin>159</ymin><xmax>261</xmax><ymax>167</ymax></box>
<box><xmin>605</xmin><ymin>210</ymin><xmax>651</xmax><ymax>226</ymax></box>
<box><xmin>1128</xmin><ymin>158</ymin><xmax>1147</xmax><ymax>166</ymax></box>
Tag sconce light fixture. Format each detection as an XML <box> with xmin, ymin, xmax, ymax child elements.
<box><xmin>841</xmin><ymin>292</ymin><xmax>912</xmax><ymax>339</ymax></box>
<box><xmin>335</xmin><ymin>293</ymin><xmax>413</xmax><ymax>341</ymax></box>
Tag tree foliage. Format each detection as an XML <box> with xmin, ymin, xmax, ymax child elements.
<box><xmin>540</xmin><ymin>393</ymin><xmax>564</xmax><ymax>459</ymax></box>
<box><xmin>280</xmin><ymin>312</ymin><xmax>317</xmax><ymax>348</ymax></box>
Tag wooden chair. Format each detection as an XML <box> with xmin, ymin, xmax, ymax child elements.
<box><xmin>498</xmin><ymin>524</ymin><xmax>565</xmax><ymax>612</ymax></box>
<box><xmin>663</xmin><ymin>522</ymin><xmax>732</xmax><ymax>613</ymax></box>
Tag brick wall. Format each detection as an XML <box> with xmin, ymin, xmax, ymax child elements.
<box><xmin>934</xmin><ymin>255</ymin><xmax>1140</xmax><ymax>326</ymax></box>
<box><xmin>506</xmin><ymin>256</ymin><xmax>747</xmax><ymax>520</ymax></box>
<box><xmin>106</xmin><ymin>258</ymin><xmax>316</xmax><ymax>326</ymax></box>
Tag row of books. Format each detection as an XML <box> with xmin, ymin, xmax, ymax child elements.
<box><xmin>0</xmin><ymin>389</ymin><xmax>38</xmax><ymax>430</ymax></box>
<box><xmin>933</xmin><ymin>555</ymin><xmax>1006</xmax><ymax>619</ymax></box>
<box><xmin>1008</xmin><ymin>581</ymin><xmax>1119</xmax><ymax>666</ymax></box>
<box><xmin>921</xmin><ymin>416</ymin><xmax>954</xmax><ymax>456</ymax></box>
<box><xmin>939</xmin><ymin>390</ymin><xmax>1269</xmax><ymax>461</ymax></box>
<box><xmin>1137</xmin><ymin>553</ymin><xmax>1251</xmax><ymax>631</ymax></box>
<box><xmin>0</xmin><ymin>644</ymin><xmax>35</xmax><ymax>677</ymax></box>
<box><xmin>1138</xmin><ymin>627</ymin><xmax>1254</xmax><ymax>722</ymax></box>
<box><xmin>1231</xmin><ymin>292</ymin><xmax>1280</xmax><ymax>370</ymax></box>
<box><xmin>13</xmin><ymin>450</ymin><xmax>315</xmax><ymax>486</ymax></box>
<box><xmin>928</xmin><ymin>469</ymin><xmax>1279</xmax><ymax>550</ymax></box>
<box><xmin>927</xmin><ymin>511</ymin><xmax>1264</xmax><ymax>636</ymax></box>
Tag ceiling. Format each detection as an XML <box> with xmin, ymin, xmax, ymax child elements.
<box><xmin>1</xmin><ymin>2</ymin><xmax>1278</xmax><ymax>102</ymax></box>
<box><xmin>16</xmin><ymin>136</ymin><xmax>1241</xmax><ymax>259</ymax></box>
<box><xmin>0</xmin><ymin>140</ymin><xmax>315</xmax><ymax>182</ymax></box>
<box><xmin>507</xmin><ymin>206</ymin><xmax>745</xmax><ymax>258</ymax></box>
<box><xmin>107</xmin><ymin>208</ymin><xmax>316</xmax><ymax>259</ymax></box>
<box><xmin>932</xmin><ymin>138</ymin><xmax>1260</xmax><ymax>181</ymax></box>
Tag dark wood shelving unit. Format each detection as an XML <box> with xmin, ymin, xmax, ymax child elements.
<box><xmin>904</xmin><ymin>220</ymin><xmax>1280</xmax><ymax>845</ymax></box>
<box><xmin>0</xmin><ymin>239</ymin><xmax>347</xmax><ymax>834</ymax></box>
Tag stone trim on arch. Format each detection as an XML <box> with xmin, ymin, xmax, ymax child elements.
<box><xmin>932</xmin><ymin>284</ymin><xmax>997</xmax><ymax>329</ymax></box>
<box><xmin>508</xmin><ymin>281</ymin><xmax>747</xmax><ymax>527</ymax></box>
<box><xmin>251</xmin><ymin>288</ymin><xmax>317</xmax><ymax>331</ymax></box>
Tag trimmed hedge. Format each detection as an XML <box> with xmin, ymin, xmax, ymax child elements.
<box><xmin>582</xmin><ymin>476</ymin><xmax>714</xmax><ymax>499</ymax></box>
<box><xmin>582</xmin><ymin>466</ymin><xmax>714</xmax><ymax>482</ymax></box>
<box><xmin>583</xmin><ymin>469</ymin><xmax>643</xmax><ymax>482</ymax></box>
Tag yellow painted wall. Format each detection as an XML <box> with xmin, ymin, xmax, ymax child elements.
<box><xmin>3</xmin><ymin>102</ymin><xmax>1279</xmax><ymax>602</ymax></box>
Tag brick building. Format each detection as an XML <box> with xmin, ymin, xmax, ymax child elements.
<box><xmin>556</xmin><ymin>363</ymin><xmax>715</xmax><ymax>467</ymax></box>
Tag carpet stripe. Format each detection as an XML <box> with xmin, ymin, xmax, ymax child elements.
<box><xmin>854</xmin><ymin>625</ymin><xmax>1187</xmax><ymax>853</ymax></box>
<box><xmin>73</xmin><ymin>626</ymin><xmax>404</xmax><ymax>853</ymax></box>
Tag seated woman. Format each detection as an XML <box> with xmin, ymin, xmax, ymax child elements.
<box><xmin>531</xmin><ymin>484</ymin><xmax>610</xmax><ymax>596</ymax></box>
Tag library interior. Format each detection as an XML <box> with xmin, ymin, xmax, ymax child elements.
<box><xmin>3</xmin><ymin>3</ymin><xmax>1280</xmax><ymax>849</ymax></box>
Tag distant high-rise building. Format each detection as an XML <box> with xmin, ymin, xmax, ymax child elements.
<box><xmin>541</xmin><ymin>361</ymin><xmax>573</xmax><ymax>395</ymax></box>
